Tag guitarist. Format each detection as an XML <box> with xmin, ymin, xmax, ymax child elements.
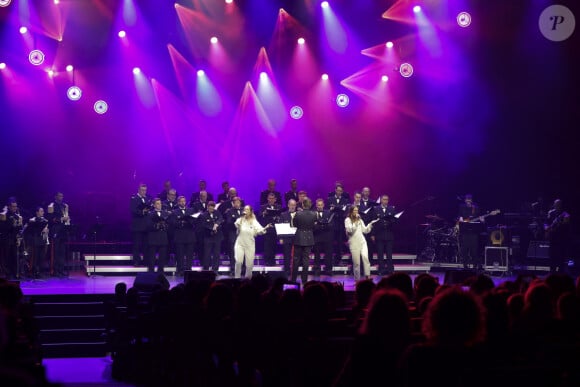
<box><xmin>457</xmin><ymin>194</ymin><xmax>484</xmax><ymax>270</ymax></box>
<box><xmin>545</xmin><ymin>199</ymin><xmax>571</xmax><ymax>273</ymax></box>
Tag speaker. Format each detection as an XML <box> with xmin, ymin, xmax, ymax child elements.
<box><xmin>527</xmin><ymin>240</ymin><xmax>550</xmax><ymax>259</ymax></box>
<box><xmin>184</xmin><ymin>270</ymin><xmax>216</xmax><ymax>284</ymax></box>
<box><xmin>444</xmin><ymin>269</ymin><xmax>477</xmax><ymax>285</ymax></box>
<box><xmin>133</xmin><ymin>272</ymin><xmax>170</xmax><ymax>292</ymax></box>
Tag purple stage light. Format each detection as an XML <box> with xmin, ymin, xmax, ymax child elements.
<box><xmin>457</xmin><ymin>12</ymin><xmax>471</xmax><ymax>27</ymax></box>
<box><xmin>67</xmin><ymin>86</ymin><xmax>82</xmax><ymax>101</ymax></box>
<box><xmin>336</xmin><ymin>93</ymin><xmax>349</xmax><ymax>108</ymax></box>
<box><xmin>0</xmin><ymin>0</ymin><xmax>12</xmax><ymax>7</ymax></box>
<box><xmin>321</xmin><ymin>73</ymin><xmax>329</xmax><ymax>80</ymax></box>
<box><xmin>210</xmin><ymin>36</ymin><xmax>218</xmax><ymax>44</ymax></box>
<box><xmin>29</xmin><ymin>50</ymin><xmax>45</xmax><ymax>65</ymax></box>
<box><xmin>118</xmin><ymin>30</ymin><xmax>126</xmax><ymax>38</ymax></box>
<box><xmin>399</xmin><ymin>63</ymin><xmax>414</xmax><ymax>78</ymax></box>
<box><xmin>381</xmin><ymin>75</ymin><xmax>389</xmax><ymax>82</ymax></box>
<box><xmin>290</xmin><ymin>105</ymin><xmax>303</xmax><ymax>119</ymax></box>
<box><xmin>413</xmin><ymin>5</ymin><xmax>421</xmax><ymax>13</ymax></box>
<box><xmin>94</xmin><ymin>100</ymin><xmax>108</xmax><ymax>114</ymax></box>
<box><xmin>19</xmin><ymin>26</ymin><xmax>28</xmax><ymax>34</ymax></box>
<box><xmin>66</xmin><ymin>65</ymin><xmax>73</xmax><ymax>72</ymax></box>
<box><xmin>321</xmin><ymin>1</ymin><xmax>329</xmax><ymax>9</ymax></box>
<box><xmin>0</xmin><ymin>63</ymin><xmax>6</xmax><ymax>70</ymax></box>
<box><xmin>259</xmin><ymin>71</ymin><xmax>267</xmax><ymax>80</ymax></box>
<box><xmin>47</xmin><ymin>69</ymin><xmax>55</xmax><ymax>77</ymax></box>
<box><xmin>297</xmin><ymin>37</ymin><xmax>305</xmax><ymax>45</ymax></box>
<box><xmin>386</xmin><ymin>41</ymin><xmax>393</xmax><ymax>48</ymax></box>
<box><xmin>54</xmin><ymin>0</ymin><xmax>59</xmax><ymax>4</ymax></box>
<box><xmin>197</xmin><ymin>69</ymin><xmax>205</xmax><ymax>76</ymax></box>
<box><xmin>132</xmin><ymin>67</ymin><xmax>140</xmax><ymax>75</ymax></box>
<box><xmin>225</xmin><ymin>0</ymin><xmax>233</xmax><ymax>4</ymax></box>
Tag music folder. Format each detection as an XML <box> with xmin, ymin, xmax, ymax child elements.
<box><xmin>265</xmin><ymin>207</ymin><xmax>281</xmax><ymax>215</ymax></box>
<box><xmin>275</xmin><ymin>223</ymin><xmax>296</xmax><ymax>236</ymax></box>
<box><xmin>192</xmin><ymin>212</ymin><xmax>202</xmax><ymax>218</ymax></box>
<box><xmin>394</xmin><ymin>211</ymin><xmax>404</xmax><ymax>219</ymax></box>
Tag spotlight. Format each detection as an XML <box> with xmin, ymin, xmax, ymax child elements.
<box><xmin>47</xmin><ymin>69</ymin><xmax>55</xmax><ymax>77</ymax></box>
<box><xmin>321</xmin><ymin>1</ymin><xmax>329</xmax><ymax>9</ymax></box>
<box><xmin>67</xmin><ymin>86</ymin><xmax>82</xmax><ymax>101</ymax></box>
<box><xmin>19</xmin><ymin>26</ymin><xmax>28</xmax><ymax>34</ymax></box>
<box><xmin>399</xmin><ymin>63</ymin><xmax>414</xmax><ymax>78</ymax></box>
<box><xmin>381</xmin><ymin>75</ymin><xmax>389</xmax><ymax>82</ymax></box>
<box><xmin>457</xmin><ymin>12</ymin><xmax>472</xmax><ymax>27</ymax></box>
<box><xmin>132</xmin><ymin>67</ymin><xmax>140</xmax><ymax>74</ymax></box>
<box><xmin>259</xmin><ymin>71</ymin><xmax>267</xmax><ymax>80</ymax></box>
<box><xmin>210</xmin><ymin>36</ymin><xmax>218</xmax><ymax>44</ymax></box>
<box><xmin>29</xmin><ymin>50</ymin><xmax>45</xmax><ymax>65</ymax></box>
<box><xmin>0</xmin><ymin>63</ymin><xmax>6</xmax><ymax>70</ymax></box>
<box><xmin>118</xmin><ymin>30</ymin><xmax>126</xmax><ymax>38</ymax></box>
<box><xmin>225</xmin><ymin>0</ymin><xmax>233</xmax><ymax>3</ymax></box>
<box><xmin>297</xmin><ymin>37</ymin><xmax>305</xmax><ymax>45</ymax></box>
<box><xmin>66</xmin><ymin>65</ymin><xmax>73</xmax><ymax>72</ymax></box>
<box><xmin>385</xmin><ymin>41</ymin><xmax>393</xmax><ymax>48</ymax></box>
<box><xmin>197</xmin><ymin>69</ymin><xmax>205</xmax><ymax>76</ymax></box>
<box><xmin>94</xmin><ymin>100</ymin><xmax>109</xmax><ymax>114</ymax></box>
<box><xmin>336</xmin><ymin>93</ymin><xmax>349</xmax><ymax>108</ymax></box>
<box><xmin>413</xmin><ymin>5</ymin><xmax>421</xmax><ymax>13</ymax></box>
<box><xmin>0</xmin><ymin>0</ymin><xmax>12</xmax><ymax>7</ymax></box>
<box><xmin>321</xmin><ymin>73</ymin><xmax>329</xmax><ymax>80</ymax></box>
<box><xmin>54</xmin><ymin>0</ymin><xmax>59</xmax><ymax>4</ymax></box>
<box><xmin>290</xmin><ymin>106</ymin><xmax>304</xmax><ymax>120</ymax></box>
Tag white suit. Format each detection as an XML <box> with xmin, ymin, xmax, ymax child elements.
<box><xmin>344</xmin><ymin>216</ymin><xmax>373</xmax><ymax>281</ymax></box>
<box><xmin>234</xmin><ymin>216</ymin><xmax>267</xmax><ymax>278</ymax></box>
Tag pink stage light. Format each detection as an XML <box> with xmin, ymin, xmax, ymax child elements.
<box><xmin>132</xmin><ymin>67</ymin><xmax>140</xmax><ymax>74</ymax></box>
<box><xmin>321</xmin><ymin>73</ymin><xmax>329</xmax><ymax>80</ymax></box>
<box><xmin>197</xmin><ymin>69</ymin><xmax>205</xmax><ymax>76</ymax></box>
<box><xmin>457</xmin><ymin>12</ymin><xmax>472</xmax><ymax>27</ymax></box>
<box><xmin>225</xmin><ymin>0</ymin><xmax>233</xmax><ymax>4</ymax></box>
<box><xmin>290</xmin><ymin>106</ymin><xmax>303</xmax><ymax>120</ymax></box>
<box><xmin>29</xmin><ymin>50</ymin><xmax>45</xmax><ymax>65</ymax></box>
<box><xmin>321</xmin><ymin>1</ymin><xmax>329</xmax><ymax>9</ymax></box>
<box><xmin>297</xmin><ymin>37</ymin><xmax>305</xmax><ymax>45</ymax></box>
<box><xmin>94</xmin><ymin>100</ymin><xmax>108</xmax><ymax>114</ymax></box>
<box><xmin>385</xmin><ymin>41</ymin><xmax>393</xmax><ymax>48</ymax></box>
<box><xmin>259</xmin><ymin>71</ymin><xmax>267</xmax><ymax>80</ymax></box>
<box><xmin>413</xmin><ymin>5</ymin><xmax>421</xmax><ymax>13</ymax></box>
<box><xmin>210</xmin><ymin>36</ymin><xmax>218</xmax><ymax>44</ymax></box>
<box><xmin>399</xmin><ymin>63</ymin><xmax>414</xmax><ymax>78</ymax></box>
<box><xmin>66</xmin><ymin>65</ymin><xmax>73</xmax><ymax>72</ymax></box>
<box><xmin>54</xmin><ymin>0</ymin><xmax>59</xmax><ymax>4</ymax></box>
<box><xmin>67</xmin><ymin>86</ymin><xmax>82</xmax><ymax>101</ymax></box>
<box><xmin>0</xmin><ymin>63</ymin><xmax>6</xmax><ymax>70</ymax></box>
<box><xmin>118</xmin><ymin>30</ymin><xmax>126</xmax><ymax>38</ymax></box>
<box><xmin>19</xmin><ymin>26</ymin><xmax>28</xmax><ymax>34</ymax></box>
<box><xmin>47</xmin><ymin>69</ymin><xmax>55</xmax><ymax>77</ymax></box>
<box><xmin>336</xmin><ymin>93</ymin><xmax>349</xmax><ymax>107</ymax></box>
<box><xmin>381</xmin><ymin>75</ymin><xmax>389</xmax><ymax>82</ymax></box>
<box><xmin>0</xmin><ymin>0</ymin><xmax>12</xmax><ymax>7</ymax></box>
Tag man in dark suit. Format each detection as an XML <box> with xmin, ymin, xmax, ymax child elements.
<box><xmin>191</xmin><ymin>190</ymin><xmax>210</xmax><ymax>267</ymax></box>
<box><xmin>373</xmin><ymin>194</ymin><xmax>397</xmax><ymax>275</ymax></box>
<box><xmin>291</xmin><ymin>197</ymin><xmax>316</xmax><ymax>284</ymax></box>
<box><xmin>358</xmin><ymin>190</ymin><xmax>377</xmax><ymax>263</ymax></box>
<box><xmin>189</xmin><ymin>179</ymin><xmax>213</xmax><ymax>207</ymax></box>
<box><xmin>170</xmin><ymin>196</ymin><xmax>196</xmax><ymax>276</ymax></box>
<box><xmin>277</xmin><ymin>199</ymin><xmax>297</xmax><ymax>277</ymax></box>
<box><xmin>158</xmin><ymin>180</ymin><xmax>177</xmax><ymax>202</ymax></box>
<box><xmin>217</xmin><ymin>181</ymin><xmax>230</xmax><ymax>204</ymax></box>
<box><xmin>130</xmin><ymin>184</ymin><xmax>151</xmax><ymax>267</ymax></box>
<box><xmin>260</xmin><ymin>179</ymin><xmax>282</xmax><ymax>206</ymax></box>
<box><xmin>284</xmin><ymin>178</ymin><xmax>299</xmax><ymax>207</ymax></box>
<box><xmin>146</xmin><ymin>198</ymin><xmax>170</xmax><ymax>273</ymax></box>
<box><xmin>199</xmin><ymin>201</ymin><xmax>224</xmax><ymax>274</ymax></box>
<box><xmin>259</xmin><ymin>193</ymin><xmax>281</xmax><ymax>266</ymax></box>
<box><xmin>313</xmin><ymin>198</ymin><xmax>334</xmax><ymax>276</ymax></box>
<box><xmin>326</xmin><ymin>183</ymin><xmax>349</xmax><ymax>264</ymax></box>
<box><xmin>224</xmin><ymin>197</ymin><xmax>243</xmax><ymax>274</ymax></box>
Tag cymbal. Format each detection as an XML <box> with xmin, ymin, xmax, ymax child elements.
<box><xmin>425</xmin><ymin>214</ymin><xmax>444</xmax><ymax>221</ymax></box>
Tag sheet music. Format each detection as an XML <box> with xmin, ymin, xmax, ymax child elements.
<box><xmin>363</xmin><ymin>207</ymin><xmax>371</xmax><ymax>214</ymax></box>
<box><xmin>394</xmin><ymin>211</ymin><xmax>404</xmax><ymax>219</ymax></box>
<box><xmin>192</xmin><ymin>212</ymin><xmax>201</xmax><ymax>218</ymax></box>
<box><xmin>215</xmin><ymin>202</ymin><xmax>221</xmax><ymax>210</ymax></box>
<box><xmin>275</xmin><ymin>223</ymin><xmax>296</xmax><ymax>236</ymax></box>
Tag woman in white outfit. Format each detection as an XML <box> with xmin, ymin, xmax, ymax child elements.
<box><xmin>234</xmin><ymin>205</ymin><xmax>272</xmax><ymax>279</ymax></box>
<box><xmin>344</xmin><ymin>206</ymin><xmax>378</xmax><ymax>281</ymax></box>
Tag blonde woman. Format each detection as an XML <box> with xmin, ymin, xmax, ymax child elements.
<box><xmin>234</xmin><ymin>205</ymin><xmax>272</xmax><ymax>278</ymax></box>
<box><xmin>345</xmin><ymin>206</ymin><xmax>378</xmax><ymax>281</ymax></box>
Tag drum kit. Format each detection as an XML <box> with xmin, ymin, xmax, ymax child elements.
<box><xmin>419</xmin><ymin>214</ymin><xmax>459</xmax><ymax>262</ymax></box>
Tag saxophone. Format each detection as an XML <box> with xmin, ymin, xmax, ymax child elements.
<box><xmin>62</xmin><ymin>203</ymin><xmax>71</xmax><ymax>226</ymax></box>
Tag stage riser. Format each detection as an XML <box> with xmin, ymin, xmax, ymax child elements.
<box><xmin>40</xmin><ymin>343</ymin><xmax>107</xmax><ymax>359</ymax></box>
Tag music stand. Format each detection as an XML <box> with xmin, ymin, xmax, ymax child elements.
<box><xmin>88</xmin><ymin>218</ymin><xmax>103</xmax><ymax>277</ymax></box>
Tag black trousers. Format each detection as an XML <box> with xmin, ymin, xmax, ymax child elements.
<box><xmin>174</xmin><ymin>242</ymin><xmax>194</xmax><ymax>272</ymax></box>
<box><xmin>376</xmin><ymin>238</ymin><xmax>394</xmax><ymax>274</ymax></box>
<box><xmin>53</xmin><ymin>237</ymin><xmax>67</xmax><ymax>274</ymax></box>
<box><xmin>132</xmin><ymin>231</ymin><xmax>148</xmax><ymax>265</ymax></box>
<box><xmin>281</xmin><ymin>239</ymin><xmax>294</xmax><ymax>276</ymax></box>
<box><xmin>549</xmin><ymin>237</ymin><xmax>568</xmax><ymax>272</ymax></box>
<box><xmin>146</xmin><ymin>244</ymin><xmax>167</xmax><ymax>272</ymax></box>
<box><xmin>331</xmin><ymin>226</ymin><xmax>347</xmax><ymax>262</ymax></box>
<box><xmin>32</xmin><ymin>243</ymin><xmax>48</xmax><ymax>274</ymax></box>
<box><xmin>204</xmin><ymin>237</ymin><xmax>222</xmax><ymax>272</ymax></box>
<box><xmin>460</xmin><ymin>233</ymin><xmax>479</xmax><ymax>267</ymax></box>
<box><xmin>313</xmin><ymin>240</ymin><xmax>333</xmax><ymax>274</ymax></box>
<box><xmin>292</xmin><ymin>245</ymin><xmax>312</xmax><ymax>284</ymax></box>
<box><xmin>226</xmin><ymin>231</ymin><xmax>237</xmax><ymax>271</ymax></box>
<box><xmin>263</xmin><ymin>232</ymin><xmax>277</xmax><ymax>265</ymax></box>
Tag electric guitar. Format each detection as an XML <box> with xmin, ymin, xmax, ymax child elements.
<box><xmin>455</xmin><ymin>209</ymin><xmax>501</xmax><ymax>231</ymax></box>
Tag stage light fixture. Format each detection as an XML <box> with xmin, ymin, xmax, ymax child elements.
<box><xmin>336</xmin><ymin>93</ymin><xmax>349</xmax><ymax>108</ymax></box>
<box><xmin>225</xmin><ymin>0</ymin><xmax>233</xmax><ymax>4</ymax></box>
<box><xmin>321</xmin><ymin>1</ymin><xmax>329</xmax><ymax>9</ymax></box>
<box><xmin>0</xmin><ymin>63</ymin><xmax>6</xmax><ymax>70</ymax></box>
<box><xmin>197</xmin><ymin>69</ymin><xmax>205</xmax><ymax>76</ymax></box>
<box><xmin>381</xmin><ymin>75</ymin><xmax>389</xmax><ymax>82</ymax></box>
<box><xmin>259</xmin><ymin>71</ymin><xmax>267</xmax><ymax>80</ymax></box>
<box><xmin>47</xmin><ymin>69</ymin><xmax>55</xmax><ymax>77</ymax></box>
<box><xmin>457</xmin><ymin>12</ymin><xmax>472</xmax><ymax>27</ymax></box>
<box><xmin>321</xmin><ymin>73</ymin><xmax>329</xmax><ymax>80</ymax></box>
<box><xmin>118</xmin><ymin>30</ymin><xmax>126</xmax><ymax>38</ymax></box>
<box><xmin>297</xmin><ymin>37</ymin><xmax>305</xmax><ymax>45</ymax></box>
<box><xmin>29</xmin><ymin>50</ymin><xmax>45</xmax><ymax>65</ymax></box>
<box><xmin>66</xmin><ymin>65</ymin><xmax>73</xmax><ymax>72</ymax></box>
<box><xmin>0</xmin><ymin>0</ymin><xmax>12</xmax><ymax>7</ymax></box>
<box><xmin>54</xmin><ymin>0</ymin><xmax>59</xmax><ymax>4</ymax></box>
<box><xmin>94</xmin><ymin>100</ymin><xmax>108</xmax><ymax>114</ymax></box>
<box><xmin>290</xmin><ymin>106</ymin><xmax>304</xmax><ymax>120</ymax></box>
<box><xmin>67</xmin><ymin>86</ymin><xmax>82</xmax><ymax>101</ymax></box>
<box><xmin>386</xmin><ymin>41</ymin><xmax>393</xmax><ymax>48</ymax></box>
<box><xmin>399</xmin><ymin>63</ymin><xmax>414</xmax><ymax>78</ymax></box>
<box><xmin>413</xmin><ymin>5</ymin><xmax>421</xmax><ymax>13</ymax></box>
<box><xmin>19</xmin><ymin>26</ymin><xmax>28</xmax><ymax>34</ymax></box>
<box><xmin>132</xmin><ymin>67</ymin><xmax>140</xmax><ymax>74</ymax></box>
<box><xmin>210</xmin><ymin>36</ymin><xmax>218</xmax><ymax>44</ymax></box>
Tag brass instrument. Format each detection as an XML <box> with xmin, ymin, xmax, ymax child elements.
<box><xmin>62</xmin><ymin>203</ymin><xmax>71</xmax><ymax>226</ymax></box>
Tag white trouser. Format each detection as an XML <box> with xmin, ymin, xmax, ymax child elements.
<box><xmin>349</xmin><ymin>239</ymin><xmax>370</xmax><ymax>281</ymax></box>
<box><xmin>234</xmin><ymin>243</ymin><xmax>255</xmax><ymax>279</ymax></box>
